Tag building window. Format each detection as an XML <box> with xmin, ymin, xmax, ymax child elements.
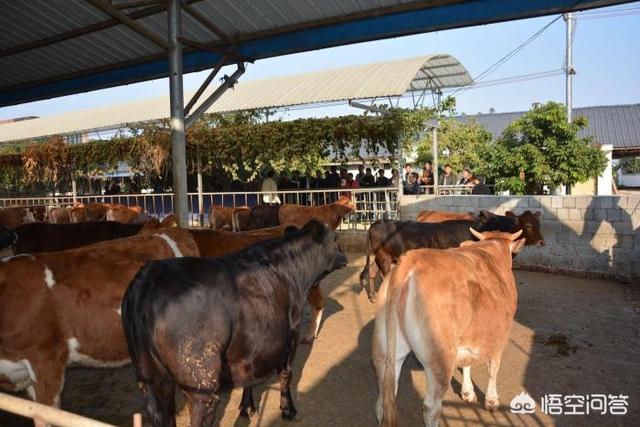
<box><xmin>65</xmin><ymin>133</ymin><xmax>83</xmax><ymax>144</ymax></box>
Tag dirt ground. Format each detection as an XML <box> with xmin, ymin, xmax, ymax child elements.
<box><xmin>2</xmin><ymin>253</ymin><xmax>639</xmax><ymax>427</ymax></box>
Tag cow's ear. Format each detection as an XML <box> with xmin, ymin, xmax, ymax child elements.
<box><xmin>505</xmin><ymin>211</ymin><xmax>516</xmax><ymax>218</ymax></box>
<box><xmin>510</xmin><ymin>238</ymin><xmax>526</xmax><ymax>254</ymax></box>
<box><xmin>534</xmin><ymin>211</ymin><xmax>541</xmax><ymax>218</ymax></box>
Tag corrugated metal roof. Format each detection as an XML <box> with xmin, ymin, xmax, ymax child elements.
<box><xmin>456</xmin><ymin>104</ymin><xmax>640</xmax><ymax>150</ymax></box>
<box><xmin>0</xmin><ymin>0</ymin><xmax>631</xmax><ymax>106</ymax></box>
<box><xmin>0</xmin><ymin>54</ymin><xmax>471</xmax><ymax>143</ymax></box>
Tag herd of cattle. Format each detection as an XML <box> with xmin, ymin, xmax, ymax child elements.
<box><xmin>0</xmin><ymin>196</ymin><xmax>543</xmax><ymax>427</ymax></box>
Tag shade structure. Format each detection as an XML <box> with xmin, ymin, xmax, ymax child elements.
<box><xmin>0</xmin><ymin>54</ymin><xmax>471</xmax><ymax>143</ymax></box>
<box><xmin>0</xmin><ymin>0</ymin><xmax>632</xmax><ymax>107</ymax></box>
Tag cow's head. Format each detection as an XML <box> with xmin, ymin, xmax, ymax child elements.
<box><xmin>0</xmin><ymin>224</ymin><xmax>17</xmax><ymax>251</ymax></box>
<box><xmin>304</xmin><ymin>219</ymin><xmax>348</xmax><ymax>272</ymax></box>
<box><xmin>505</xmin><ymin>210</ymin><xmax>544</xmax><ymax>246</ymax></box>
<box><xmin>328</xmin><ymin>202</ymin><xmax>355</xmax><ymax>229</ymax></box>
<box><xmin>469</xmin><ymin>228</ymin><xmax>526</xmax><ymax>254</ymax></box>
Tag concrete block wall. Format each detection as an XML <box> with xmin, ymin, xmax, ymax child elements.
<box><xmin>400</xmin><ymin>195</ymin><xmax>640</xmax><ymax>282</ymax></box>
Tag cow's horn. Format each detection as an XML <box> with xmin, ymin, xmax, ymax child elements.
<box><xmin>510</xmin><ymin>229</ymin><xmax>523</xmax><ymax>241</ymax></box>
<box><xmin>469</xmin><ymin>228</ymin><xmax>485</xmax><ymax>240</ymax></box>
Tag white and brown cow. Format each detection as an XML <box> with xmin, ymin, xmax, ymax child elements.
<box><xmin>373</xmin><ymin>229</ymin><xmax>524</xmax><ymax>427</ymax></box>
<box><xmin>0</xmin><ymin>228</ymin><xmax>199</xmax><ymax>410</ymax></box>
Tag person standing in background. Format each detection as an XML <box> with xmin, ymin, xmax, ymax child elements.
<box><xmin>261</xmin><ymin>170</ymin><xmax>280</xmax><ymax>204</ymax></box>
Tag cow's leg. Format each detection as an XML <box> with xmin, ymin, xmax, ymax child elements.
<box><xmin>144</xmin><ymin>379</ymin><xmax>176</xmax><ymax>427</ymax></box>
<box><xmin>301</xmin><ymin>284</ymin><xmax>324</xmax><ymax>344</ymax></box>
<box><xmin>485</xmin><ymin>354</ymin><xmax>503</xmax><ymax>410</ymax></box>
<box><xmin>366</xmin><ymin>261</ymin><xmax>380</xmax><ymax>302</ymax></box>
<box><xmin>278</xmin><ymin>329</ymin><xmax>299</xmax><ymax>420</ymax></box>
<box><xmin>461</xmin><ymin>366</ymin><xmax>477</xmax><ymax>403</ymax></box>
<box><xmin>29</xmin><ymin>356</ymin><xmax>65</xmax><ymax>407</ymax></box>
<box><xmin>373</xmin><ymin>293</ymin><xmax>410</xmax><ymax>424</ymax></box>
<box><xmin>239</xmin><ymin>387</ymin><xmax>256</xmax><ymax>418</ymax></box>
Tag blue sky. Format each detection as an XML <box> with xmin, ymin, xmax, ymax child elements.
<box><xmin>1</xmin><ymin>4</ymin><xmax>638</xmax><ymax>121</ymax></box>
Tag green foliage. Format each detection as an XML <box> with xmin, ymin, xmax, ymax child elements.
<box><xmin>481</xmin><ymin>102</ymin><xmax>607</xmax><ymax>194</ymax></box>
<box><xmin>416</xmin><ymin>118</ymin><xmax>492</xmax><ymax>173</ymax></box>
<box><xmin>0</xmin><ymin>109</ymin><xmax>430</xmax><ymax>189</ymax></box>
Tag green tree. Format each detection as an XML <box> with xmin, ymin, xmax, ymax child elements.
<box><xmin>416</xmin><ymin>118</ymin><xmax>492</xmax><ymax>173</ymax></box>
<box><xmin>481</xmin><ymin>102</ymin><xmax>607</xmax><ymax>194</ymax></box>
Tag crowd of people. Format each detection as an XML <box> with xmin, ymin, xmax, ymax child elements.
<box><xmin>401</xmin><ymin>162</ymin><xmax>492</xmax><ymax>195</ymax></box>
<box><xmin>259</xmin><ymin>162</ymin><xmax>491</xmax><ymax>206</ymax></box>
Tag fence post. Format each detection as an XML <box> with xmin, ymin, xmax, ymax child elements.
<box><xmin>71</xmin><ymin>178</ymin><xmax>77</xmax><ymax>204</ymax></box>
<box><xmin>197</xmin><ymin>149</ymin><xmax>204</xmax><ymax>226</ymax></box>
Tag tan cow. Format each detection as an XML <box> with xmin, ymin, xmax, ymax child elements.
<box><xmin>416</xmin><ymin>209</ymin><xmax>475</xmax><ymax>223</ymax></box>
<box><xmin>46</xmin><ymin>206</ymin><xmax>71</xmax><ymax>224</ymax></box>
<box><xmin>373</xmin><ymin>229</ymin><xmax>525</xmax><ymax>427</ymax></box>
<box><xmin>0</xmin><ymin>207</ymin><xmax>35</xmax><ymax>229</ymax></box>
<box><xmin>0</xmin><ymin>228</ymin><xmax>198</xmax><ymax>409</ymax></box>
<box><xmin>279</xmin><ymin>196</ymin><xmax>355</xmax><ymax>229</ymax></box>
<box><xmin>105</xmin><ymin>204</ymin><xmax>147</xmax><ymax>224</ymax></box>
<box><xmin>209</xmin><ymin>204</ymin><xmax>251</xmax><ymax>231</ymax></box>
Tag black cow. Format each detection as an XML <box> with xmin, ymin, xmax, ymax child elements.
<box><xmin>0</xmin><ymin>224</ymin><xmax>17</xmax><ymax>251</ymax></box>
<box><xmin>250</xmin><ymin>204</ymin><xmax>280</xmax><ymax>229</ymax></box>
<box><xmin>359</xmin><ymin>211</ymin><xmax>538</xmax><ymax>300</ymax></box>
<box><xmin>121</xmin><ymin>220</ymin><xmax>347</xmax><ymax>426</ymax></box>
<box><xmin>11</xmin><ymin>221</ymin><xmax>144</xmax><ymax>254</ymax></box>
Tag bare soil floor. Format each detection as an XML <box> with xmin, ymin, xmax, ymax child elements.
<box><xmin>2</xmin><ymin>253</ymin><xmax>639</xmax><ymax>427</ymax></box>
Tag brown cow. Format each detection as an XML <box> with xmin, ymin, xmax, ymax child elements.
<box><xmin>416</xmin><ymin>209</ymin><xmax>475</xmax><ymax>223</ymax></box>
<box><xmin>188</xmin><ymin>225</ymin><xmax>326</xmax><ymax>343</ymax></box>
<box><xmin>0</xmin><ymin>207</ymin><xmax>35</xmax><ymax>229</ymax></box>
<box><xmin>209</xmin><ymin>204</ymin><xmax>251</xmax><ymax>231</ymax></box>
<box><xmin>68</xmin><ymin>204</ymin><xmax>86</xmax><ymax>223</ymax></box>
<box><xmin>106</xmin><ymin>204</ymin><xmax>148</xmax><ymax>224</ymax></box>
<box><xmin>279</xmin><ymin>196</ymin><xmax>355</xmax><ymax>229</ymax></box>
<box><xmin>0</xmin><ymin>228</ymin><xmax>198</xmax><ymax>409</ymax></box>
<box><xmin>373</xmin><ymin>230</ymin><xmax>524</xmax><ymax>426</ymax></box>
<box><xmin>46</xmin><ymin>206</ymin><xmax>71</xmax><ymax>224</ymax></box>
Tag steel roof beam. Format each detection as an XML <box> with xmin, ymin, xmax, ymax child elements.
<box><xmin>85</xmin><ymin>0</ymin><xmax>169</xmax><ymax>50</ymax></box>
<box><xmin>113</xmin><ymin>0</ymin><xmax>164</xmax><ymax>10</ymax></box>
<box><xmin>185</xmin><ymin>62</ymin><xmax>246</xmax><ymax>128</ymax></box>
<box><xmin>0</xmin><ymin>0</ymin><xmax>203</xmax><ymax>59</ymax></box>
<box><xmin>181</xmin><ymin>3</ymin><xmax>233</xmax><ymax>44</ymax></box>
<box><xmin>184</xmin><ymin>51</ymin><xmax>230</xmax><ymax>115</ymax></box>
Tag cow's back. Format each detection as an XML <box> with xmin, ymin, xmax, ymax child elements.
<box><xmin>13</xmin><ymin>221</ymin><xmax>144</xmax><ymax>254</ymax></box>
<box><xmin>189</xmin><ymin>226</ymin><xmax>285</xmax><ymax>257</ymax></box>
<box><xmin>251</xmin><ymin>204</ymin><xmax>280</xmax><ymax>229</ymax></box>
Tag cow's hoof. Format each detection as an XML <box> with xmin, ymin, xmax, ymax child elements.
<box><xmin>462</xmin><ymin>391</ymin><xmax>477</xmax><ymax>404</ymax></box>
<box><xmin>485</xmin><ymin>398</ymin><xmax>499</xmax><ymax>411</ymax></box>
<box><xmin>281</xmin><ymin>407</ymin><xmax>297</xmax><ymax>420</ymax></box>
<box><xmin>239</xmin><ymin>406</ymin><xmax>256</xmax><ymax>418</ymax></box>
<box><xmin>300</xmin><ymin>335</ymin><xmax>315</xmax><ymax>344</ymax></box>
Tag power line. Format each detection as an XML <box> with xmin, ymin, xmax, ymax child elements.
<box><xmin>579</xmin><ymin>5</ymin><xmax>640</xmax><ymax>15</ymax></box>
<box><xmin>452</xmin><ymin>15</ymin><xmax>563</xmax><ymax>97</ymax></box>
<box><xmin>578</xmin><ymin>10</ymin><xmax>640</xmax><ymax>19</ymax></box>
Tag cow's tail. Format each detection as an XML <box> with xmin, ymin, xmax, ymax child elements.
<box><xmin>359</xmin><ymin>232</ymin><xmax>375</xmax><ymax>301</ymax></box>
<box><xmin>121</xmin><ymin>262</ymin><xmax>164</xmax><ymax>380</ymax></box>
<box><xmin>382</xmin><ymin>278</ymin><xmax>399</xmax><ymax>427</ymax></box>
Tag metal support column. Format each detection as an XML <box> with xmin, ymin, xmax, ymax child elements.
<box><xmin>168</xmin><ymin>0</ymin><xmax>188</xmax><ymax>226</ymax></box>
<box><xmin>432</xmin><ymin>126</ymin><xmax>438</xmax><ymax>195</ymax></box>
<box><xmin>196</xmin><ymin>148</ymin><xmax>204</xmax><ymax>226</ymax></box>
<box><xmin>71</xmin><ymin>178</ymin><xmax>77</xmax><ymax>203</ymax></box>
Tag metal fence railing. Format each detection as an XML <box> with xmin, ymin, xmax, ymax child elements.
<box><xmin>0</xmin><ymin>188</ymin><xmax>400</xmax><ymax>230</ymax></box>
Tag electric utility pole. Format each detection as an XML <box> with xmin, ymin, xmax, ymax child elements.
<box><xmin>565</xmin><ymin>12</ymin><xmax>575</xmax><ymax>123</ymax></box>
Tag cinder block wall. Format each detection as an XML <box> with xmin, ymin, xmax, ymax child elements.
<box><xmin>399</xmin><ymin>195</ymin><xmax>640</xmax><ymax>282</ymax></box>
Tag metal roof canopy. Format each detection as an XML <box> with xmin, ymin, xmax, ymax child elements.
<box><xmin>1</xmin><ymin>0</ymin><xmax>633</xmax><ymax>225</ymax></box>
<box><xmin>0</xmin><ymin>55</ymin><xmax>472</xmax><ymax>143</ymax></box>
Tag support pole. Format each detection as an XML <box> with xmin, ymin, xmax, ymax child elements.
<box><xmin>196</xmin><ymin>148</ymin><xmax>204</xmax><ymax>226</ymax></box>
<box><xmin>432</xmin><ymin>126</ymin><xmax>438</xmax><ymax>195</ymax></box>
<box><xmin>71</xmin><ymin>178</ymin><xmax>77</xmax><ymax>203</ymax></box>
<box><xmin>168</xmin><ymin>0</ymin><xmax>188</xmax><ymax>226</ymax></box>
<box><xmin>565</xmin><ymin>12</ymin><xmax>574</xmax><ymax>123</ymax></box>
